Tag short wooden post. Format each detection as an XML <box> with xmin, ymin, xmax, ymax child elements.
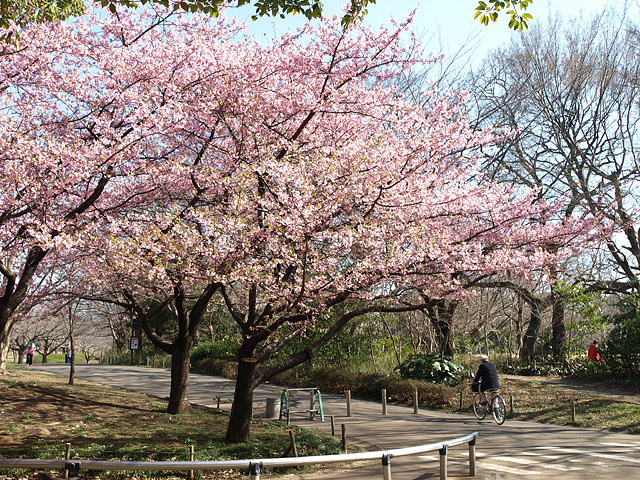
<box><xmin>188</xmin><ymin>445</ymin><xmax>194</xmax><ymax>480</ymax></box>
<box><xmin>459</xmin><ymin>391</ymin><xmax>463</xmax><ymax>410</ymax></box>
<box><xmin>571</xmin><ymin>401</ymin><xmax>576</xmax><ymax>423</ymax></box>
<box><xmin>510</xmin><ymin>394</ymin><xmax>514</xmax><ymax>416</ymax></box>
<box><xmin>63</xmin><ymin>442</ymin><xmax>71</xmax><ymax>479</ymax></box>
<box><xmin>289</xmin><ymin>430</ymin><xmax>298</xmax><ymax>457</ymax></box>
<box><xmin>341</xmin><ymin>424</ymin><xmax>347</xmax><ymax>453</ymax></box>
<box><xmin>331</xmin><ymin>415</ymin><xmax>335</xmax><ymax>436</ymax></box>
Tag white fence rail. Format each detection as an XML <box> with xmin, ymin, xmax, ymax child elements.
<box><xmin>0</xmin><ymin>431</ymin><xmax>478</xmax><ymax>480</ymax></box>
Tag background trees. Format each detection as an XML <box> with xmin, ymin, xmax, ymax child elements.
<box><xmin>462</xmin><ymin>8</ymin><xmax>640</xmax><ymax>359</ymax></box>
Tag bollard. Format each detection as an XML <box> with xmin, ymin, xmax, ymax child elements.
<box><xmin>249</xmin><ymin>461</ymin><xmax>263</xmax><ymax>480</ymax></box>
<box><xmin>459</xmin><ymin>391</ymin><xmax>463</xmax><ymax>411</ymax></box>
<box><xmin>468</xmin><ymin>436</ymin><xmax>477</xmax><ymax>477</ymax></box>
<box><xmin>510</xmin><ymin>394</ymin><xmax>514</xmax><ymax>416</ymax></box>
<box><xmin>382</xmin><ymin>453</ymin><xmax>393</xmax><ymax>480</ymax></box>
<box><xmin>346</xmin><ymin>390</ymin><xmax>352</xmax><ymax>417</ymax></box>
<box><xmin>341</xmin><ymin>424</ymin><xmax>347</xmax><ymax>453</ymax></box>
<box><xmin>439</xmin><ymin>444</ymin><xmax>448</xmax><ymax>480</ymax></box>
<box><xmin>265</xmin><ymin>397</ymin><xmax>279</xmax><ymax>418</ymax></box>
<box><xmin>63</xmin><ymin>443</ymin><xmax>71</xmax><ymax>479</ymax></box>
<box><xmin>382</xmin><ymin>389</ymin><xmax>388</xmax><ymax>415</ymax></box>
<box><xmin>331</xmin><ymin>415</ymin><xmax>335</xmax><ymax>436</ymax></box>
<box><xmin>188</xmin><ymin>445</ymin><xmax>194</xmax><ymax>480</ymax></box>
<box><xmin>571</xmin><ymin>401</ymin><xmax>576</xmax><ymax>423</ymax></box>
<box><xmin>413</xmin><ymin>389</ymin><xmax>419</xmax><ymax>414</ymax></box>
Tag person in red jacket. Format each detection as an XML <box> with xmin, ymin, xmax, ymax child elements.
<box><xmin>588</xmin><ymin>340</ymin><xmax>601</xmax><ymax>361</ymax></box>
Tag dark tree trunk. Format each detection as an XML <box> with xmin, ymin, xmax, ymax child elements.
<box><xmin>225</xmin><ymin>357</ymin><xmax>257</xmax><ymax>443</ymax></box>
<box><xmin>520</xmin><ymin>298</ymin><xmax>543</xmax><ymax>361</ymax></box>
<box><xmin>69</xmin><ymin>315</ymin><xmax>75</xmax><ymax>386</ymax></box>
<box><xmin>551</xmin><ymin>289</ymin><xmax>565</xmax><ymax>358</ymax></box>
<box><xmin>168</xmin><ymin>336</ymin><xmax>194</xmax><ymax>414</ymax></box>
<box><xmin>425</xmin><ymin>300</ymin><xmax>456</xmax><ymax>357</ymax></box>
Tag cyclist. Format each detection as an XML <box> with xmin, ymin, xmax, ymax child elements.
<box><xmin>472</xmin><ymin>354</ymin><xmax>500</xmax><ymax>405</ymax></box>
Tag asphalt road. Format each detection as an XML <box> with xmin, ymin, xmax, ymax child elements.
<box><xmin>29</xmin><ymin>363</ymin><xmax>640</xmax><ymax>480</ymax></box>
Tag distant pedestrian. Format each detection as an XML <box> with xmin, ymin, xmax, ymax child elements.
<box><xmin>26</xmin><ymin>341</ymin><xmax>36</xmax><ymax>366</ymax></box>
<box><xmin>588</xmin><ymin>340</ymin><xmax>601</xmax><ymax>361</ymax></box>
<box><xmin>65</xmin><ymin>348</ymin><xmax>72</xmax><ymax>364</ymax></box>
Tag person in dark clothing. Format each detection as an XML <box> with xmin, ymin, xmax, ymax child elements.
<box><xmin>472</xmin><ymin>354</ymin><xmax>500</xmax><ymax>405</ymax></box>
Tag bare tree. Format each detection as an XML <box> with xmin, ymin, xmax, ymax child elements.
<box><xmin>467</xmin><ymin>7</ymin><xmax>640</xmax><ymax>356</ymax></box>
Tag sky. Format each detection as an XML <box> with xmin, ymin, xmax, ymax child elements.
<box><xmin>229</xmin><ymin>0</ymin><xmax>623</xmax><ymax>67</ymax></box>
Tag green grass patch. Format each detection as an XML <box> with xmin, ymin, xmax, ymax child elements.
<box><xmin>0</xmin><ymin>368</ymin><xmax>345</xmax><ymax>479</ymax></box>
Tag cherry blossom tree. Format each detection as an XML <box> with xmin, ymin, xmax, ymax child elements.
<box><xmin>1</xmin><ymin>6</ymin><xmax>602</xmax><ymax>442</ymax></box>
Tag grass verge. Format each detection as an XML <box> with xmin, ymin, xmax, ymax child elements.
<box><xmin>0</xmin><ymin>368</ymin><xmax>345</xmax><ymax>480</ymax></box>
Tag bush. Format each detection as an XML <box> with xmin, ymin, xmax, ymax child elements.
<box><xmin>190</xmin><ymin>341</ymin><xmax>238</xmax><ymax>363</ymax></box>
<box><xmin>394</xmin><ymin>353</ymin><xmax>465</xmax><ymax>386</ymax></box>
<box><xmin>191</xmin><ymin>358</ymin><xmax>237</xmax><ymax>378</ymax></box>
<box><xmin>272</xmin><ymin>364</ymin><xmax>459</xmax><ymax>410</ymax></box>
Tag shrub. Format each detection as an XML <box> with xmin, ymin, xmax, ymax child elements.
<box><xmin>272</xmin><ymin>364</ymin><xmax>459</xmax><ymax>410</ymax></box>
<box><xmin>190</xmin><ymin>341</ymin><xmax>238</xmax><ymax>363</ymax></box>
<box><xmin>394</xmin><ymin>353</ymin><xmax>465</xmax><ymax>386</ymax></box>
<box><xmin>192</xmin><ymin>358</ymin><xmax>237</xmax><ymax>378</ymax></box>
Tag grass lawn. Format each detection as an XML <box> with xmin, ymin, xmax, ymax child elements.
<box><xmin>491</xmin><ymin>377</ymin><xmax>640</xmax><ymax>433</ymax></box>
<box><xmin>0</xmin><ymin>367</ymin><xmax>345</xmax><ymax>480</ymax></box>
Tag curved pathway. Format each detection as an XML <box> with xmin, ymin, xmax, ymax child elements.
<box><xmin>30</xmin><ymin>364</ymin><xmax>640</xmax><ymax>480</ymax></box>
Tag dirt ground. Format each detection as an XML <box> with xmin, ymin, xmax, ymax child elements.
<box><xmin>503</xmin><ymin>374</ymin><xmax>640</xmax><ymax>404</ymax></box>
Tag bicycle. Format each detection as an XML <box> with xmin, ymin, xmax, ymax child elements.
<box><xmin>472</xmin><ymin>388</ymin><xmax>507</xmax><ymax>425</ymax></box>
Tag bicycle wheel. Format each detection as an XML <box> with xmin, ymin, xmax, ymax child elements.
<box><xmin>492</xmin><ymin>395</ymin><xmax>507</xmax><ymax>425</ymax></box>
<box><xmin>472</xmin><ymin>393</ymin><xmax>486</xmax><ymax>420</ymax></box>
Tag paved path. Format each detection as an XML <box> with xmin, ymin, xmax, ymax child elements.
<box><xmin>31</xmin><ymin>364</ymin><xmax>640</xmax><ymax>480</ymax></box>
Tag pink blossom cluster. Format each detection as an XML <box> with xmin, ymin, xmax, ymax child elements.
<box><xmin>0</xmin><ymin>6</ymin><xmax>603</xmax><ymax>315</ymax></box>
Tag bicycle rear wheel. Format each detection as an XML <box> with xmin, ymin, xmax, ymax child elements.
<box><xmin>492</xmin><ymin>395</ymin><xmax>507</xmax><ymax>425</ymax></box>
<box><xmin>472</xmin><ymin>393</ymin><xmax>486</xmax><ymax>420</ymax></box>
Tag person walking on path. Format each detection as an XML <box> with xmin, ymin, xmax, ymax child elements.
<box><xmin>472</xmin><ymin>354</ymin><xmax>500</xmax><ymax>404</ymax></box>
<box><xmin>26</xmin><ymin>341</ymin><xmax>36</xmax><ymax>366</ymax></box>
<box><xmin>588</xmin><ymin>340</ymin><xmax>601</xmax><ymax>361</ymax></box>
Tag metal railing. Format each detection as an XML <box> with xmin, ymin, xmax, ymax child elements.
<box><xmin>0</xmin><ymin>431</ymin><xmax>478</xmax><ymax>480</ymax></box>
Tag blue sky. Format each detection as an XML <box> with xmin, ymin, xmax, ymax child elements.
<box><xmin>230</xmin><ymin>0</ymin><xmax>621</xmax><ymax>65</ymax></box>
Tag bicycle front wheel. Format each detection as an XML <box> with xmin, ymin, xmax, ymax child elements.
<box><xmin>492</xmin><ymin>395</ymin><xmax>507</xmax><ymax>425</ymax></box>
<box><xmin>473</xmin><ymin>393</ymin><xmax>486</xmax><ymax>420</ymax></box>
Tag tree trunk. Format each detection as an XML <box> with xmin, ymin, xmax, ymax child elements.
<box><xmin>0</xmin><ymin>336</ymin><xmax>9</xmax><ymax>375</ymax></box>
<box><xmin>520</xmin><ymin>298</ymin><xmax>543</xmax><ymax>361</ymax></box>
<box><xmin>551</xmin><ymin>289</ymin><xmax>565</xmax><ymax>358</ymax></box>
<box><xmin>425</xmin><ymin>300</ymin><xmax>456</xmax><ymax>357</ymax></box>
<box><xmin>168</xmin><ymin>337</ymin><xmax>194</xmax><ymax>414</ymax></box>
<box><xmin>225</xmin><ymin>357</ymin><xmax>257</xmax><ymax>443</ymax></box>
<box><xmin>69</xmin><ymin>312</ymin><xmax>75</xmax><ymax>386</ymax></box>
